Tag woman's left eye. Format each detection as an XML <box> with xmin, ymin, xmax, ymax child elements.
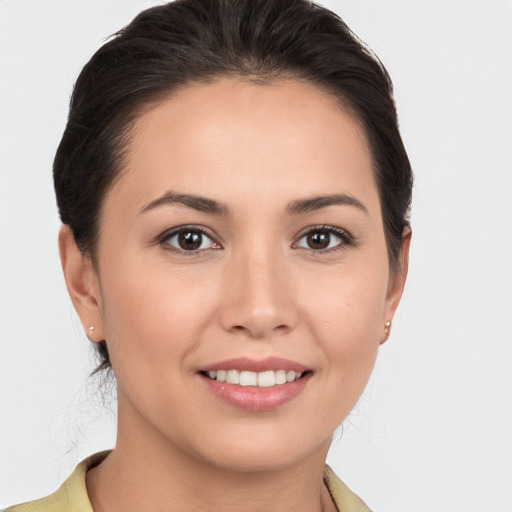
<box><xmin>294</xmin><ymin>227</ymin><xmax>351</xmax><ymax>251</ymax></box>
<box><xmin>162</xmin><ymin>228</ymin><xmax>220</xmax><ymax>252</ymax></box>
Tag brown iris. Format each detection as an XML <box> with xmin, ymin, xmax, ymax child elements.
<box><xmin>178</xmin><ymin>231</ymin><xmax>202</xmax><ymax>250</ymax></box>
<box><xmin>306</xmin><ymin>231</ymin><xmax>331</xmax><ymax>250</ymax></box>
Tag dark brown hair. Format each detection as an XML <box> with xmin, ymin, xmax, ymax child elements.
<box><xmin>54</xmin><ymin>0</ymin><xmax>413</xmax><ymax>373</ymax></box>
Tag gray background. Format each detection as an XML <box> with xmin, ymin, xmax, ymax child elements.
<box><xmin>1</xmin><ymin>1</ymin><xmax>511</xmax><ymax>510</ymax></box>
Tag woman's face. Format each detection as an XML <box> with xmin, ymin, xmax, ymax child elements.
<box><xmin>71</xmin><ymin>79</ymin><xmax>407</xmax><ymax>472</ymax></box>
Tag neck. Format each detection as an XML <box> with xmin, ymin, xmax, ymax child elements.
<box><xmin>86</xmin><ymin>393</ymin><xmax>334</xmax><ymax>512</ymax></box>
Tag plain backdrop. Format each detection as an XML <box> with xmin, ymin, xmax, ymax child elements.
<box><xmin>1</xmin><ymin>1</ymin><xmax>511</xmax><ymax>511</ymax></box>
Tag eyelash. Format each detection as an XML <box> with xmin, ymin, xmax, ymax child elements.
<box><xmin>158</xmin><ymin>224</ymin><xmax>354</xmax><ymax>255</ymax></box>
<box><xmin>159</xmin><ymin>225</ymin><xmax>221</xmax><ymax>256</ymax></box>
<box><xmin>293</xmin><ymin>225</ymin><xmax>355</xmax><ymax>254</ymax></box>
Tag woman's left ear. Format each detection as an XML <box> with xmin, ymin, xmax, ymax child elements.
<box><xmin>382</xmin><ymin>228</ymin><xmax>412</xmax><ymax>342</ymax></box>
<box><xmin>58</xmin><ymin>225</ymin><xmax>106</xmax><ymax>342</ymax></box>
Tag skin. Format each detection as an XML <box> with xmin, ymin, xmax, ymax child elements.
<box><xmin>59</xmin><ymin>78</ymin><xmax>410</xmax><ymax>512</ymax></box>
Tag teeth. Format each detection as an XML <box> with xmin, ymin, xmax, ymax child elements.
<box><xmin>205</xmin><ymin>369</ymin><xmax>304</xmax><ymax>387</ymax></box>
<box><xmin>226</xmin><ymin>370</ymin><xmax>240</xmax><ymax>384</ymax></box>
<box><xmin>239</xmin><ymin>371</ymin><xmax>257</xmax><ymax>386</ymax></box>
<box><xmin>275</xmin><ymin>369</ymin><xmax>287</xmax><ymax>385</ymax></box>
<box><xmin>258</xmin><ymin>370</ymin><xmax>275</xmax><ymax>387</ymax></box>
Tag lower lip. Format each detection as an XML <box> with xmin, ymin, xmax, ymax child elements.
<box><xmin>200</xmin><ymin>373</ymin><xmax>311</xmax><ymax>412</ymax></box>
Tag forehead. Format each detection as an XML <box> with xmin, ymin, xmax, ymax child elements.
<box><xmin>108</xmin><ymin>78</ymin><xmax>379</xmax><ymax>218</ymax></box>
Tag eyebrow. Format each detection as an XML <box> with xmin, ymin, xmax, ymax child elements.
<box><xmin>140</xmin><ymin>191</ymin><xmax>368</xmax><ymax>217</ymax></box>
<box><xmin>286</xmin><ymin>193</ymin><xmax>369</xmax><ymax>215</ymax></box>
<box><xmin>140</xmin><ymin>191</ymin><xmax>231</xmax><ymax>216</ymax></box>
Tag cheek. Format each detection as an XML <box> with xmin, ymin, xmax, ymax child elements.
<box><xmin>299</xmin><ymin>259</ymin><xmax>388</xmax><ymax>390</ymax></box>
<box><xmin>98</xmin><ymin>259</ymin><xmax>219</xmax><ymax>380</ymax></box>
<box><xmin>301</xmin><ymin>256</ymin><xmax>388</xmax><ymax>337</ymax></box>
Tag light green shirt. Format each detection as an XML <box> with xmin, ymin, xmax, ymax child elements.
<box><xmin>4</xmin><ymin>452</ymin><xmax>371</xmax><ymax>512</ymax></box>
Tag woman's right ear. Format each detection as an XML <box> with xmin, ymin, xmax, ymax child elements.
<box><xmin>58</xmin><ymin>225</ymin><xmax>105</xmax><ymax>341</ymax></box>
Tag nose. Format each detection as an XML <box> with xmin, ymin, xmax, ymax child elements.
<box><xmin>219</xmin><ymin>249</ymin><xmax>299</xmax><ymax>339</ymax></box>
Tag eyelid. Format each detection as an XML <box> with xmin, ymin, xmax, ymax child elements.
<box><xmin>292</xmin><ymin>224</ymin><xmax>355</xmax><ymax>251</ymax></box>
<box><xmin>155</xmin><ymin>224</ymin><xmax>354</xmax><ymax>255</ymax></box>
<box><xmin>158</xmin><ymin>224</ymin><xmax>223</xmax><ymax>254</ymax></box>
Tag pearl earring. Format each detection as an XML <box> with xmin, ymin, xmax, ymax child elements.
<box><xmin>383</xmin><ymin>320</ymin><xmax>392</xmax><ymax>341</ymax></box>
<box><xmin>88</xmin><ymin>326</ymin><xmax>95</xmax><ymax>340</ymax></box>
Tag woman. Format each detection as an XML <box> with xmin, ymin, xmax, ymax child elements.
<box><xmin>4</xmin><ymin>0</ymin><xmax>412</xmax><ymax>510</ymax></box>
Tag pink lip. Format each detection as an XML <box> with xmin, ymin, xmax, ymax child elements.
<box><xmin>198</xmin><ymin>357</ymin><xmax>312</xmax><ymax>412</ymax></box>
<box><xmin>200</xmin><ymin>356</ymin><xmax>308</xmax><ymax>373</ymax></box>
<box><xmin>200</xmin><ymin>374</ymin><xmax>311</xmax><ymax>412</ymax></box>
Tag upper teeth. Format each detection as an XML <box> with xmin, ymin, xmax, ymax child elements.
<box><xmin>207</xmin><ymin>369</ymin><xmax>302</xmax><ymax>387</ymax></box>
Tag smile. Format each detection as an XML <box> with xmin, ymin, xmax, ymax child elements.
<box><xmin>199</xmin><ymin>357</ymin><xmax>312</xmax><ymax>411</ymax></box>
<box><xmin>204</xmin><ymin>369</ymin><xmax>304</xmax><ymax>387</ymax></box>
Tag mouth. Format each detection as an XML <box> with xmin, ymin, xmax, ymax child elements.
<box><xmin>200</xmin><ymin>369</ymin><xmax>310</xmax><ymax>387</ymax></box>
<box><xmin>198</xmin><ymin>357</ymin><xmax>312</xmax><ymax>411</ymax></box>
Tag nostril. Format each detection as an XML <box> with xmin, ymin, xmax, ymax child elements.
<box><xmin>228</xmin><ymin>323</ymin><xmax>291</xmax><ymax>337</ymax></box>
<box><xmin>221</xmin><ymin>301</ymin><xmax>298</xmax><ymax>338</ymax></box>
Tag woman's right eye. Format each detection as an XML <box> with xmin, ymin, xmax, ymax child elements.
<box><xmin>162</xmin><ymin>228</ymin><xmax>220</xmax><ymax>253</ymax></box>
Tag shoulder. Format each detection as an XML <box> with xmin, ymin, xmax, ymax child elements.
<box><xmin>2</xmin><ymin>452</ymin><xmax>111</xmax><ymax>512</ymax></box>
<box><xmin>5</xmin><ymin>455</ymin><xmax>367</xmax><ymax>511</ymax></box>
<box><xmin>324</xmin><ymin>465</ymin><xmax>373</xmax><ymax>512</ymax></box>
<box><xmin>3</xmin><ymin>492</ymin><xmax>73</xmax><ymax>512</ymax></box>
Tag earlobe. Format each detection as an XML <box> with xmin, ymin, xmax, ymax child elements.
<box><xmin>381</xmin><ymin>228</ymin><xmax>412</xmax><ymax>343</ymax></box>
<box><xmin>58</xmin><ymin>226</ymin><xmax>105</xmax><ymax>341</ymax></box>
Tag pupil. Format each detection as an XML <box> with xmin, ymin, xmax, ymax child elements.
<box><xmin>307</xmin><ymin>231</ymin><xmax>330</xmax><ymax>250</ymax></box>
<box><xmin>179</xmin><ymin>231</ymin><xmax>202</xmax><ymax>250</ymax></box>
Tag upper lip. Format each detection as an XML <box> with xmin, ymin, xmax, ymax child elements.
<box><xmin>200</xmin><ymin>357</ymin><xmax>309</xmax><ymax>373</ymax></box>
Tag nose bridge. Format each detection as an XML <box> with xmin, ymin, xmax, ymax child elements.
<box><xmin>220</xmin><ymin>241</ymin><xmax>297</xmax><ymax>338</ymax></box>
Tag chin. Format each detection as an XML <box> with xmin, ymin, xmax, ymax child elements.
<box><xmin>189</xmin><ymin>427</ymin><xmax>331</xmax><ymax>474</ymax></box>
<box><xmin>204</xmin><ymin>449</ymin><xmax>307</xmax><ymax>474</ymax></box>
